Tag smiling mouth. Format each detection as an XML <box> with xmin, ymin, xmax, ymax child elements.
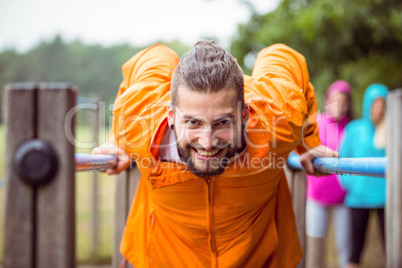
<box><xmin>191</xmin><ymin>147</ymin><xmax>226</xmax><ymax>159</ymax></box>
<box><xmin>195</xmin><ymin>148</ymin><xmax>220</xmax><ymax>156</ymax></box>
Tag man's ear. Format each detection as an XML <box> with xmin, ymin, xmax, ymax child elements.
<box><xmin>167</xmin><ymin>104</ymin><xmax>175</xmax><ymax>126</ymax></box>
<box><xmin>242</xmin><ymin>102</ymin><xmax>250</xmax><ymax>124</ymax></box>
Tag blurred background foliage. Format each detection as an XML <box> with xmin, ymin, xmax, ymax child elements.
<box><xmin>1</xmin><ymin>0</ymin><xmax>402</xmax><ymax>122</ymax></box>
<box><xmin>231</xmin><ymin>0</ymin><xmax>402</xmax><ymax>114</ymax></box>
<box><xmin>0</xmin><ymin>37</ymin><xmax>191</xmax><ymax>124</ymax></box>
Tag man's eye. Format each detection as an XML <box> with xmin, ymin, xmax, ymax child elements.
<box><xmin>216</xmin><ymin>120</ymin><xmax>231</xmax><ymax>126</ymax></box>
<box><xmin>186</xmin><ymin>120</ymin><xmax>199</xmax><ymax>126</ymax></box>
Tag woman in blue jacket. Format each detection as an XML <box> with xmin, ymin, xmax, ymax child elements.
<box><xmin>340</xmin><ymin>84</ymin><xmax>389</xmax><ymax>268</ymax></box>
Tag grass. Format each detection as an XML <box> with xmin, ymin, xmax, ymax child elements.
<box><xmin>75</xmin><ymin>171</ymin><xmax>115</xmax><ymax>265</ymax></box>
<box><xmin>72</xmin><ymin>125</ymin><xmax>115</xmax><ymax>265</ymax></box>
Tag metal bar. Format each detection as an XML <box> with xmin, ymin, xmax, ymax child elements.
<box><xmin>75</xmin><ymin>153</ymin><xmax>118</xmax><ymax>172</ymax></box>
<box><xmin>287</xmin><ymin>154</ymin><xmax>386</xmax><ymax>177</ymax></box>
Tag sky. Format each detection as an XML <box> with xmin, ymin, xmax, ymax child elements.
<box><xmin>0</xmin><ymin>0</ymin><xmax>281</xmax><ymax>53</ymax></box>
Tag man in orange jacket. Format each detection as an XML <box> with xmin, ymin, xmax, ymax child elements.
<box><xmin>93</xmin><ymin>41</ymin><xmax>336</xmax><ymax>267</ymax></box>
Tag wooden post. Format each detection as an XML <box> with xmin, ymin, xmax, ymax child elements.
<box><xmin>3</xmin><ymin>82</ymin><xmax>77</xmax><ymax>268</ymax></box>
<box><xmin>113</xmin><ymin>164</ymin><xmax>140</xmax><ymax>268</ymax></box>
<box><xmin>284</xmin><ymin>164</ymin><xmax>306</xmax><ymax>268</ymax></box>
<box><xmin>3</xmin><ymin>83</ymin><xmax>37</xmax><ymax>268</ymax></box>
<box><xmin>90</xmin><ymin>97</ymin><xmax>100</xmax><ymax>258</ymax></box>
<box><xmin>306</xmin><ymin>236</ymin><xmax>325</xmax><ymax>268</ymax></box>
<box><xmin>386</xmin><ymin>89</ymin><xmax>402</xmax><ymax>268</ymax></box>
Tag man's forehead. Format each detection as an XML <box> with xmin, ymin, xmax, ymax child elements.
<box><xmin>175</xmin><ymin>105</ymin><xmax>239</xmax><ymax>120</ymax></box>
<box><xmin>176</xmin><ymin>85</ymin><xmax>239</xmax><ymax>106</ymax></box>
<box><xmin>182</xmin><ymin>113</ymin><xmax>236</xmax><ymax>120</ymax></box>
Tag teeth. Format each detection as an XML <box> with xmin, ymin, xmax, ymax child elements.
<box><xmin>196</xmin><ymin>148</ymin><xmax>219</xmax><ymax>156</ymax></box>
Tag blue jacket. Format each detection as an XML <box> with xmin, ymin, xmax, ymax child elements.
<box><xmin>340</xmin><ymin>84</ymin><xmax>389</xmax><ymax>208</ymax></box>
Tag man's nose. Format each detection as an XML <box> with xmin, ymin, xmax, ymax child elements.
<box><xmin>197</xmin><ymin>129</ymin><xmax>218</xmax><ymax>150</ymax></box>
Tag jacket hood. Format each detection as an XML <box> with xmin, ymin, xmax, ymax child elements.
<box><xmin>325</xmin><ymin>80</ymin><xmax>351</xmax><ymax>106</ymax></box>
<box><xmin>362</xmin><ymin>84</ymin><xmax>389</xmax><ymax>120</ymax></box>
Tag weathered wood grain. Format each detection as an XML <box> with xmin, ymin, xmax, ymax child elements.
<box><xmin>293</xmin><ymin>170</ymin><xmax>307</xmax><ymax>268</ymax></box>
<box><xmin>284</xmin><ymin>164</ymin><xmax>306</xmax><ymax>268</ymax></box>
<box><xmin>36</xmin><ymin>83</ymin><xmax>77</xmax><ymax>268</ymax></box>
<box><xmin>3</xmin><ymin>83</ymin><xmax>37</xmax><ymax>268</ymax></box>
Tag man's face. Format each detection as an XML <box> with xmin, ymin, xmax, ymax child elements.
<box><xmin>168</xmin><ymin>86</ymin><xmax>246</xmax><ymax>178</ymax></box>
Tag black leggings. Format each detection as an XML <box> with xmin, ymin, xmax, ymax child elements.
<box><xmin>349</xmin><ymin>208</ymin><xmax>385</xmax><ymax>264</ymax></box>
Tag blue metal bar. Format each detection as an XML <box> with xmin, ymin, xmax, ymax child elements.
<box><xmin>75</xmin><ymin>153</ymin><xmax>118</xmax><ymax>172</ymax></box>
<box><xmin>287</xmin><ymin>154</ymin><xmax>386</xmax><ymax>177</ymax></box>
<box><xmin>75</xmin><ymin>153</ymin><xmax>387</xmax><ymax>177</ymax></box>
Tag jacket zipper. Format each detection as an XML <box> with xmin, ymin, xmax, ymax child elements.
<box><xmin>205</xmin><ymin>177</ymin><xmax>217</xmax><ymax>265</ymax></box>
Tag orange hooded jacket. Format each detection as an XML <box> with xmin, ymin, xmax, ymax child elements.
<box><xmin>110</xmin><ymin>43</ymin><xmax>321</xmax><ymax>267</ymax></box>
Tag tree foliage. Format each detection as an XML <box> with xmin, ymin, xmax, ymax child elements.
<box><xmin>0</xmin><ymin>36</ymin><xmax>190</xmax><ymax>123</ymax></box>
<box><xmin>230</xmin><ymin>0</ymin><xmax>402</xmax><ymax>114</ymax></box>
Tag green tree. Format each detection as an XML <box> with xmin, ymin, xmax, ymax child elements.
<box><xmin>0</xmin><ymin>36</ymin><xmax>190</xmax><ymax>123</ymax></box>
<box><xmin>230</xmin><ymin>0</ymin><xmax>402</xmax><ymax>114</ymax></box>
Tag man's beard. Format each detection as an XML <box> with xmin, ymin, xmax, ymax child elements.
<box><xmin>176</xmin><ymin>133</ymin><xmax>246</xmax><ymax>178</ymax></box>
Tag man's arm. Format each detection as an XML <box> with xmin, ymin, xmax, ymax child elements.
<box><xmin>109</xmin><ymin>44</ymin><xmax>179</xmax><ymax>149</ymax></box>
<box><xmin>92</xmin><ymin>44</ymin><xmax>180</xmax><ymax>174</ymax></box>
<box><xmin>252</xmin><ymin>44</ymin><xmax>335</xmax><ymax>175</ymax></box>
<box><xmin>296</xmin><ymin>80</ymin><xmax>339</xmax><ymax>176</ymax></box>
<box><xmin>297</xmin><ymin>82</ymin><xmax>339</xmax><ymax>176</ymax></box>
<box><xmin>294</xmin><ymin>81</ymin><xmax>321</xmax><ymax>154</ymax></box>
